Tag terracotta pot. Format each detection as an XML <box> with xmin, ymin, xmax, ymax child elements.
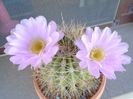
<box><xmin>91</xmin><ymin>75</ymin><xmax>106</xmax><ymax>99</ymax></box>
<box><xmin>33</xmin><ymin>74</ymin><xmax>106</xmax><ymax>99</ymax></box>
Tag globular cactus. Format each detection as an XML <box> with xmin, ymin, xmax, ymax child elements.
<box><xmin>35</xmin><ymin>23</ymin><xmax>100</xmax><ymax>99</ymax></box>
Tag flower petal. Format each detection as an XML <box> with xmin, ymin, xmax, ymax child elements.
<box><xmin>75</xmin><ymin>39</ymin><xmax>85</xmax><ymax>50</ymax></box>
<box><xmin>4</xmin><ymin>46</ymin><xmax>19</xmax><ymax>55</ymax></box>
<box><xmin>87</xmin><ymin>61</ymin><xmax>100</xmax><ymax>78</ymax></box>
<box><xmin>100</xmin><ymin>67</ymin><xmax>116</xmax><ymax>79</ymax></box>
<box><xmin>18</xmin><ymin>63</ymin><xmax>29</xmax><ymax>70</ymax></box>
<box><xmin>10</xmin><ymin>56</ymin><xmax>22</xmax><ymax>64</ymax></box>
<box><xmin>6</xmin><ymin>34</ymin><xmax>16</xmax><ymax>42</ymax></box>
<box><xmin>114</xmin><ymin>65</ymin><xmax>126</xmax><ymax>72</ymax></box>
<box><xmin>46</xmin><ymin>45</ymin><xmax>59</xmax><ymax>58</ymax></box>
<box><xmin>86</xmin><ymin>27</ymin><xmax>93</xmax><ymax>41</ymax></box>
<box><xmin>58</xmin><ymin>32</ymin><xmax>64</xmax><ymax>40</ymax></box>
<box><xmin>99</xmin><ymin>27</ymin><xmax>111</xmax><ymax>44</ymax></box>
<box><xmin>46</xmin><ymin>32</ymin><xmax>59</xmax><ymax>51</ymax></box>
<box><xmin>76</xmin><ymin>50</ymin><xmax>87</xmax><ymax>60</ymax></box>
<box><xmin>47</xmin><ymin>21</ymin><xmax>57</xmax><ymax>35</ymax></box>
<box><xmin>81</xmin><ymin>34</ymin><xmax>92</xmax><ymax>52</ymax></box>
<box><xmin>121</xmin><ymin>55</ymin><xmax>131</xmax><ymax>65</ymax></box>
<box><xmin>42</xmin><ymin>55</ymin><xmax>52</xmax><ymax>65</ymax></box>
<box><xmin>35</xmin><ymin>16</ymin><xmax>47</xmax><ymax>25</ymax></box>
<box><xmin>91</xmin><ymin>27</ymin><xmax>100</xmax><ymax>45</ymax></box>
<box><xmin>79</xmin><ymin>61</ymin><xmax>88</xmax><ymax>69</ymax></box>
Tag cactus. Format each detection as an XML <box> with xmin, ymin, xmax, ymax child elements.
<box><xmin>35</xmin><ymin>23</ymin><xmax>101</xmax><ymax>99</ymax></box>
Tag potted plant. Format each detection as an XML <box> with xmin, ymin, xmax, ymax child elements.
<box><xmin>4</xmin><ymin>16</ymin><xmax>131</xmax><ymax>99</ymax></box>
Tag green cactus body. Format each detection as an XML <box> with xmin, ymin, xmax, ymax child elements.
<box><xmin>34</xmin><ymin>23</ymin><xmax>100</xmax><ymax>99</ymax></box>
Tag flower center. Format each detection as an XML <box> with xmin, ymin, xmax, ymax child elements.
<box><xmin>30</xmin><ymin>39</ymin><xmax>46</xmax><ymax>54</ymax></box>
<box><xmin>90</xmin><ymin>48</ymin><xmax>105</xmax><ymax>61</ymax></box>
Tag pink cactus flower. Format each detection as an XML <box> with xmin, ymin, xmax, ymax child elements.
<box><xmin>4</xmin><ymin>16</ymin><xmax>64</xmax><ymax>70</ymax></box>
<box><xmin>75</xmin><ymin>27</ymin><xmax>131</xmax><ymax>79</ymax></box>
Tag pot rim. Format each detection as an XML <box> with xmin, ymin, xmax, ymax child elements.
<box><xmin>91</xmin><ymin>74</ymin><xmax>106</xmax><ymax>99</ymax></box>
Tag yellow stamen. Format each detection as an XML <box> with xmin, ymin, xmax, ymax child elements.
<box><xmin>30</xmin><ymin>39</ymin><xmax>46</xmax><ymax>54</ymax></box>
<box><xmin>90</xmin><ymin>48</ymin><xmax>105</xmax><ymax>61</ymax></box>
